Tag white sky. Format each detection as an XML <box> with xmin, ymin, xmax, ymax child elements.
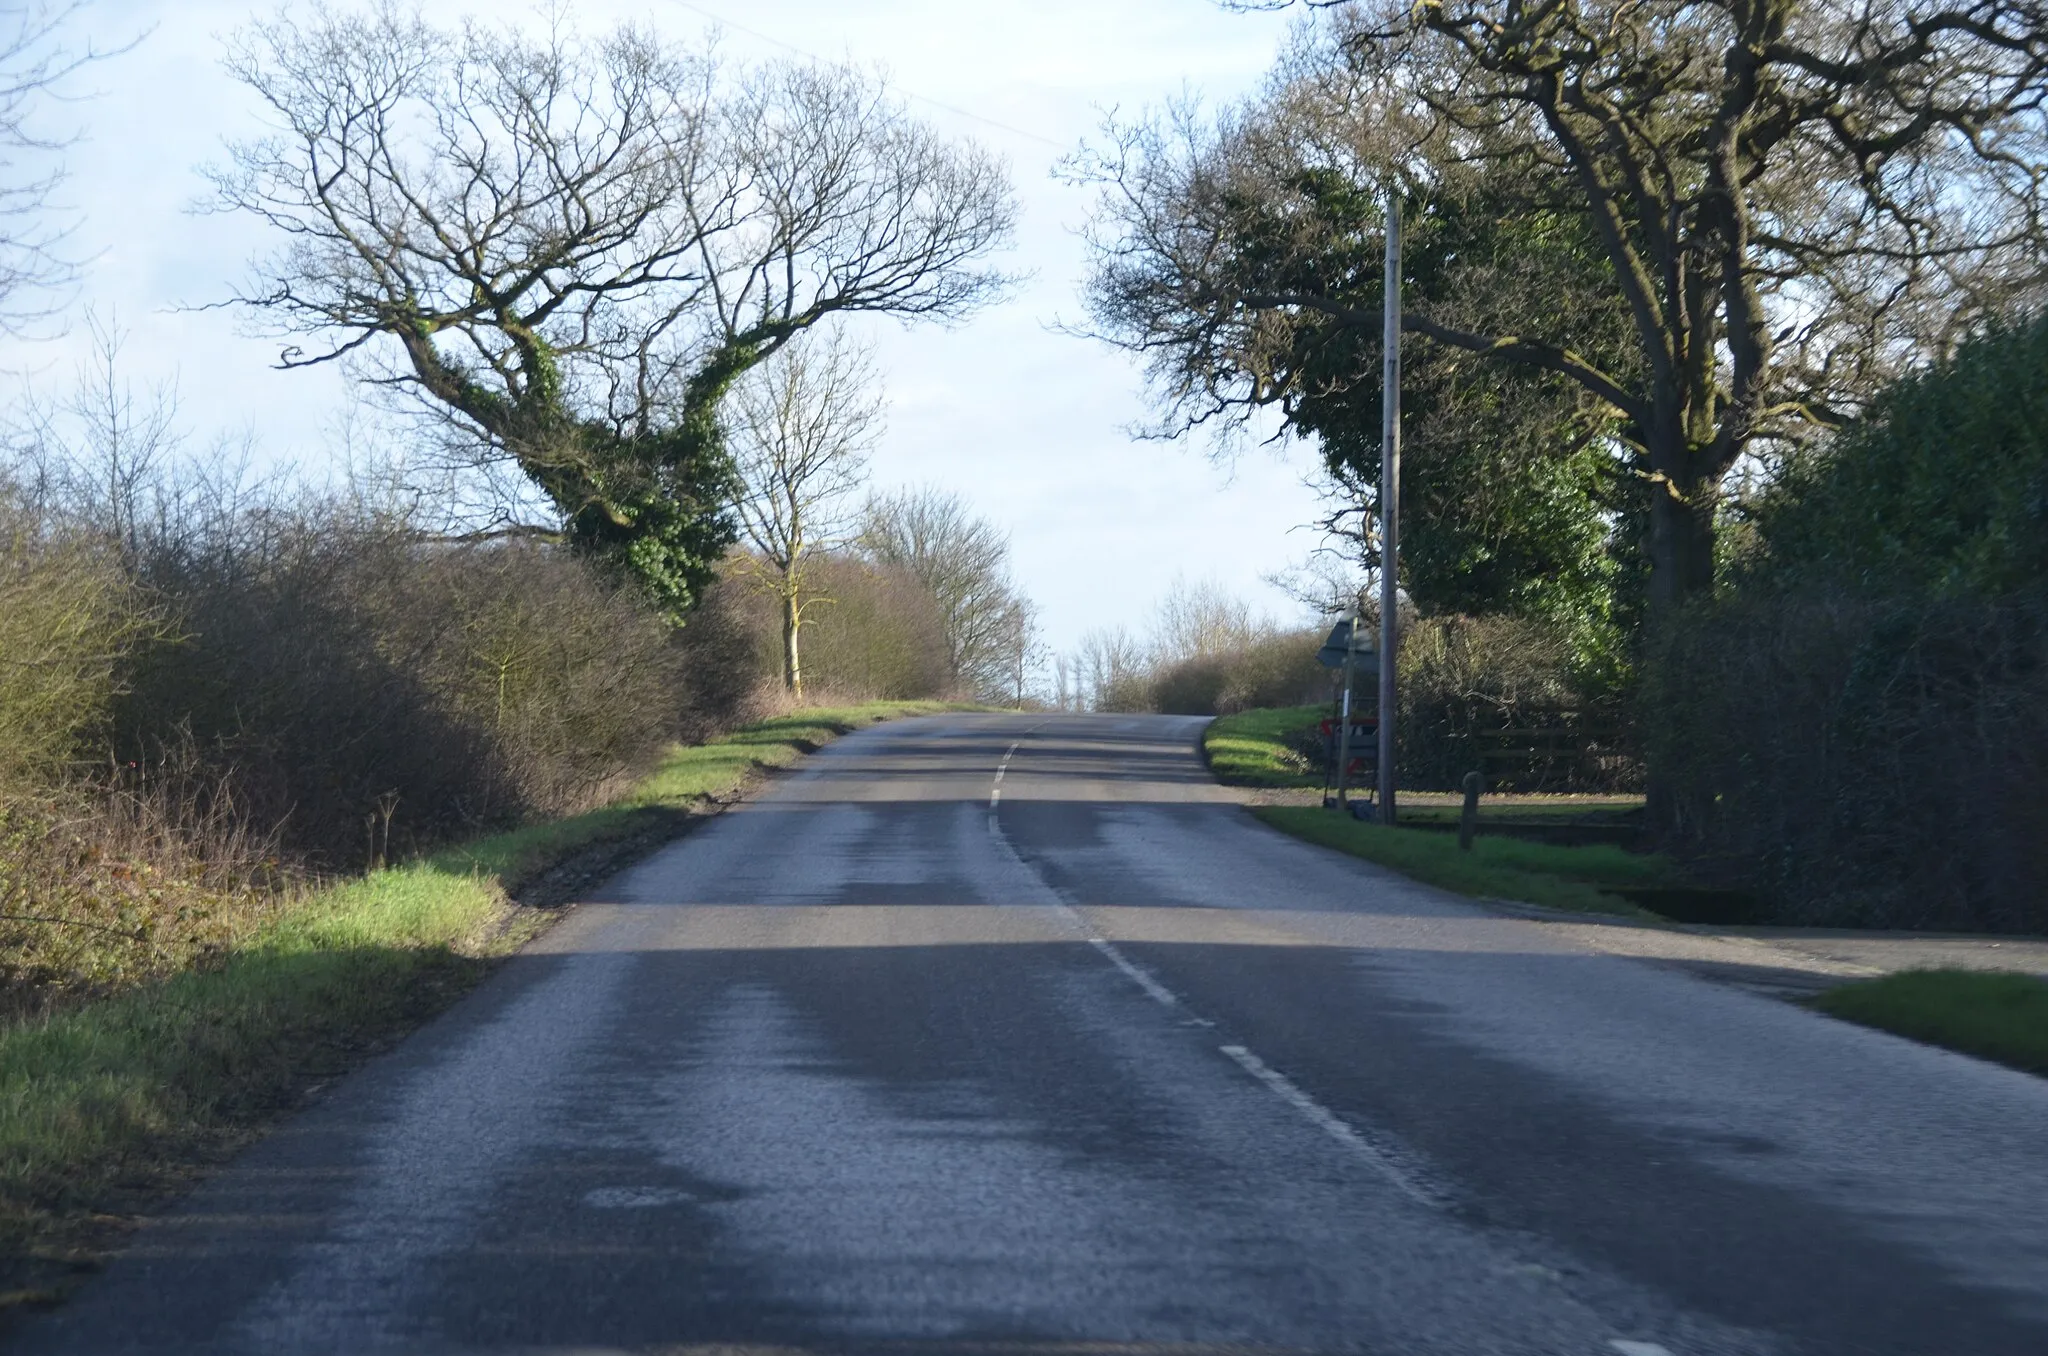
<box><xmin>4</xmin><ymin>0</ymin><xmax>1332</xmax><ymax>654</ymax></box>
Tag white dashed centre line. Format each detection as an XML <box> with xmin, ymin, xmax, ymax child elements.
<box><xmin>1086</xmin><ymin>935</ymin><xmax>1180</xmax><ymax>1008</ymax></box>
<box><xmin>984</xmin><ymin>721</ymin><xmax>1688</xmax><ymax>1350</ymax></box>
<box><xmin>985</xmin><ymin>724</ymin><xmax>1447</xmax><ymax>1217</ymax></box>
<box><xmin>990</xmin><ymin>740</ymin><xmax>1020</xmax><ymax>810</ymax></box>
<box><xmin>1218</xmin><ymin>1044</ymin><xmax>1445</xmax><ymax>1210</ymax></box>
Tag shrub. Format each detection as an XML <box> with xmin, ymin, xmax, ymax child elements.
<box><xmin>1</xmin><ymin>480</ymin><xmax>288</xmax><ymax>1022</ymax></box>
<box><xmin>1637</xmin><ymin>310</ymin><xmax>2048</xmax><ymax>930</ymax></box>
<box><xmin>1753</xmin><ymin>314</ymin><xmax>2048</xmax><ymax>598</ymax></box>
<box><xmin>1149</xmin><ymin>656</ymin><xmax>1233</xmax><ymax>716</ymax></box>
<box><xmin>1141</xmin><ymin>608</ymin><xmax>1633</xmax><ymax>793</ymax></box>
<box><xmin>1150</xmin><ymin>629</ymin><xmax>1327</xmax><ymax>715</ymax></box>
<box><xmin>1644</xmin><ymin>590</ymin><xmax>2048</xmax><ymax>932</ymax></box>
<box><xmin>0</xmin><ymin>433</ymin><xmax>833</xmax><ymax>1022</ymax></box>
<box><xmin>672</xmin><ymin>573</ymin><xmax>774</xmax><ymax>740</ymax></box>
<box><xmin>122</xmin><ymin>512</ymin><xmax>689</xmax><ymax>865</ymax></box>
<box><xmin>0</xmin><ymin>491</ymin><xmax>152</xmax><ymax>799</ymax></box>
<box><xmin>364</xmin><ymin>539</ymin><xmax>688</xmax><ymax>819</ymax></box>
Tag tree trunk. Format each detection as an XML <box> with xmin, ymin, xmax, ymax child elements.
<box><xmin>781</xmin><ymin>590</ymin><xmax>803</xmax><ymax>701</ymax></box>
<box><xmin>1646</xmin><ymin>477</ymin><xmax>1718</xmax><ymax>620</ymax></box>
<box><xmin>1642</xmin><ymin>433</ymin><xmax>1721</xmax><ymax>838</ymax></box>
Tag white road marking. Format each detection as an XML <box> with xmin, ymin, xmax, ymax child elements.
<box><xmin>1218</xmin><ymin>1044</ymin><xmax>1444</xmax><ymax>1210</ymax></box>
<box><xmin>1088</xmin><ymin>936</ymin><xmax>1179</xmax><ymax>1008</ymax></box>
<box><xmin>990</xmin><ymin>741</ymin><xmax>1021</xmax><ymax>811</ymax></box>
<box><xmin>980</xmin><ymin>733</ymin><xmax>1454</xmax><ymax>1221</ymax></box>
<box><xmin>1036</xmin><ymin>893</ymin><xmax>1183</xmax><ymax>1010</ymax></box>
<box><xmin>1609</xmin><ymin>1343</ymin><xmax>1675</xmax><ymax>1356</ymax></box>
<box><xmin>583</xmin><ymin>1186</ymin><xmax>696</xmax><ymax>1209</ymax></box>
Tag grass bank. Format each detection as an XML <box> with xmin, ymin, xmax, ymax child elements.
<box><xmin>1203</xmin><ymin>705</ymin><xmax>1326</xmax><ymax>788</ymax></box>
<box><xmin>1250</xmin><ymin>806</ymin><xmax>1672</xmax><ymax>919</ymax></box>
<box><xmin>1814</xmin><ymin>969</ymin><xmax>2048</xmax><ymax>1077</ymax></box>
<box><xmin>0</xmin><ymin>700</ymin><xmax>971</xmax><ymax>1311</ymax></box>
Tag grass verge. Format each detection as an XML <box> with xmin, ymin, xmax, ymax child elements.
<box><xmin>1203</xmin><ymin>705</ymin><xmax>1326</xmax><ymax>788</ymax></box>
<box><xmin>1813</xmin><ymin>969</ymin><xmax>2048</xmax><ymax>1077</ymax></box>
<box><xmin>1250</xmin><ymin>806</ymin><xmax>1672</xmax><ymax>919</ymax></box>
<box><xmin>0</xmin><ymin>699</ymin><xmax>974</xmax><ymax>1312</ymax></box>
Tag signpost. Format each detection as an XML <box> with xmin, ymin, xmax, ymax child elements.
<box><xmin>1316</xmin><ymin>615</ymin><xmax>1377</xmax><ymax>809</ymax></box>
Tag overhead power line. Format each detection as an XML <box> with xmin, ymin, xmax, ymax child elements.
<box><xmin>666</xmin><ymin>0</ymin><xmax>1069</xmax><ymax>151</ymax></box>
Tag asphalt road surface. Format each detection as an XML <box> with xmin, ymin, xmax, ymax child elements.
<box><xmin>18</xmin><ymin>714</ymin><xmax>2048</xmax><ymax>1356</ymax></box>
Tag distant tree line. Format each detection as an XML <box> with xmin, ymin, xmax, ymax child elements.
<box><xmin>1063</xmin><ymin>579</ymin><xmax>1325</xmax><ymax>715</ymax></box>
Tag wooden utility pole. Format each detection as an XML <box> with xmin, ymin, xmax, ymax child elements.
<box><xmin>1335</xmin><ymin>608</ymin><xmax>1358</xmax><ymax>806</ymax></box>
<box><xmin>1376</xmin><ymin>191</ymin><xmax>1401</xmax><ymax>825</ymax></box>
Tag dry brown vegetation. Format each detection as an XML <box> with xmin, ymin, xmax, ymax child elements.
<box><xmin>1072</xmin><ymin>579</ymin><xmax>1329</xmax><ymax>716</ymax></box>
<box><xmin>120</xmin><ymin>518</ymin><xmax>702</xmax><ymax>864</ymax></box>
<box><xmin>0</xmin><ymin>426</ymin><xmax>1014</xmax><ymax>1024</ymax></box>
<box><xmin>0</xmin><ymin>452</ymin><xmax>772</xmax><ymax>1025</ymax></box>
<box><xmin>0</xmin><ymin>762</ymin><xmax>284</xmax><ymax>1026</ymax></box>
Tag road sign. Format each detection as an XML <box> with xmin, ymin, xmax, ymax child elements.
<box><xmin>1316</xmin><ymin>618</ymin><xmax>1379</xmax><ymax>670</ymax></box>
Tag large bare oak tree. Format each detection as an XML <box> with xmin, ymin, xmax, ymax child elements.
<box><xmin>211</xmin><ymin>6</ymin><xmax>1015</xmax><ymax>617</ymax></box>
<box><xmin>1098</xmin><ymin>0</ymin><xmax>2048</xmax><ymax>616</ymax></box>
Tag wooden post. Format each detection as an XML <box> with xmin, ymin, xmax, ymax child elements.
<box><xmin>1458</xmin><ymin>770</ymin><xmax>1483</xmax><ymax>851</ymax></box>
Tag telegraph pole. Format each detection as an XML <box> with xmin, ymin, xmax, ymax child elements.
<box><xmin>1376</xmin><ymin>189</ymin><xmax>1401</xmax><ymax>825</ymax></box>
<box><xmin>1334</xmin><ymin>608</ymin><xmax>1357</xmax><ymax>806</ymax></box>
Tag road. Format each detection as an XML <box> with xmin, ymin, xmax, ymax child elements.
<box><xmin>18</xmin><ymin>713</ymin><xmax>2048</xmax><ymax>1355</ymax></box>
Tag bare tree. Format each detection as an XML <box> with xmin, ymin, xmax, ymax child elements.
<box><xmin>728</xmin><ymin>328</ymin><xmax>881</xmax><ymax>700</ymax></box>
<box><xmin>859</xmin><ymin>485</ymin><xmax>1030</xmax><ymax>700</ymax></box>
<box><xmin>14</xmin><ymin>311</ymin><xmax>182</xmax><ymax>555</ymax></box>
<box><xmin>0</xmin><ymin>3</ymin><xmax>128</xmax><ymax>333</ymax></box>
<box><xmin>1074</xmin><ymin>624</ymin><xmax>1151</xmax><ymax>712</ymax></box>
<box><xmin>1052</xmin><ymin>650</ymin><xmax>1075</xmax><ymax>711</ymax></box>
<box><xmin>1152</xmin><ymin>575</ymin><xmax>1268</xmax><ymax>659</ymax></box>
<box><xmin>1091</xmin><ymin>0</ymin><xmax>2048</xmax><ymax>618</ymax></box>
<box><xmin>999</xmin><ymin>596</ymin><xmax>1040</xmax><ymax>708</ymax></box>
<box><xmin>210</xmin><ymin>6</ymin><xmax>1016</xmax><ymax>618</ymax></box>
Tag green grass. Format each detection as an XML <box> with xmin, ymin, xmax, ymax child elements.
<box><xmin>1250</xmin><ymin>806</ymin><xmax>1674</xmax><ymax>918</ymax></box>
<box><xmin>1203</xmin><ymin>705</ymin><xmax>1327</xmax><ymax>787</ymax></box>
<box><xmin>1814</xmin><ymin>969</ymin><xmax>2048</xmax><ymax>1077</ymax></box>
<box><xmin>0</xmin><ymin>698</ymin><xmax>974</xmax><ymax>1308</ymax></box>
